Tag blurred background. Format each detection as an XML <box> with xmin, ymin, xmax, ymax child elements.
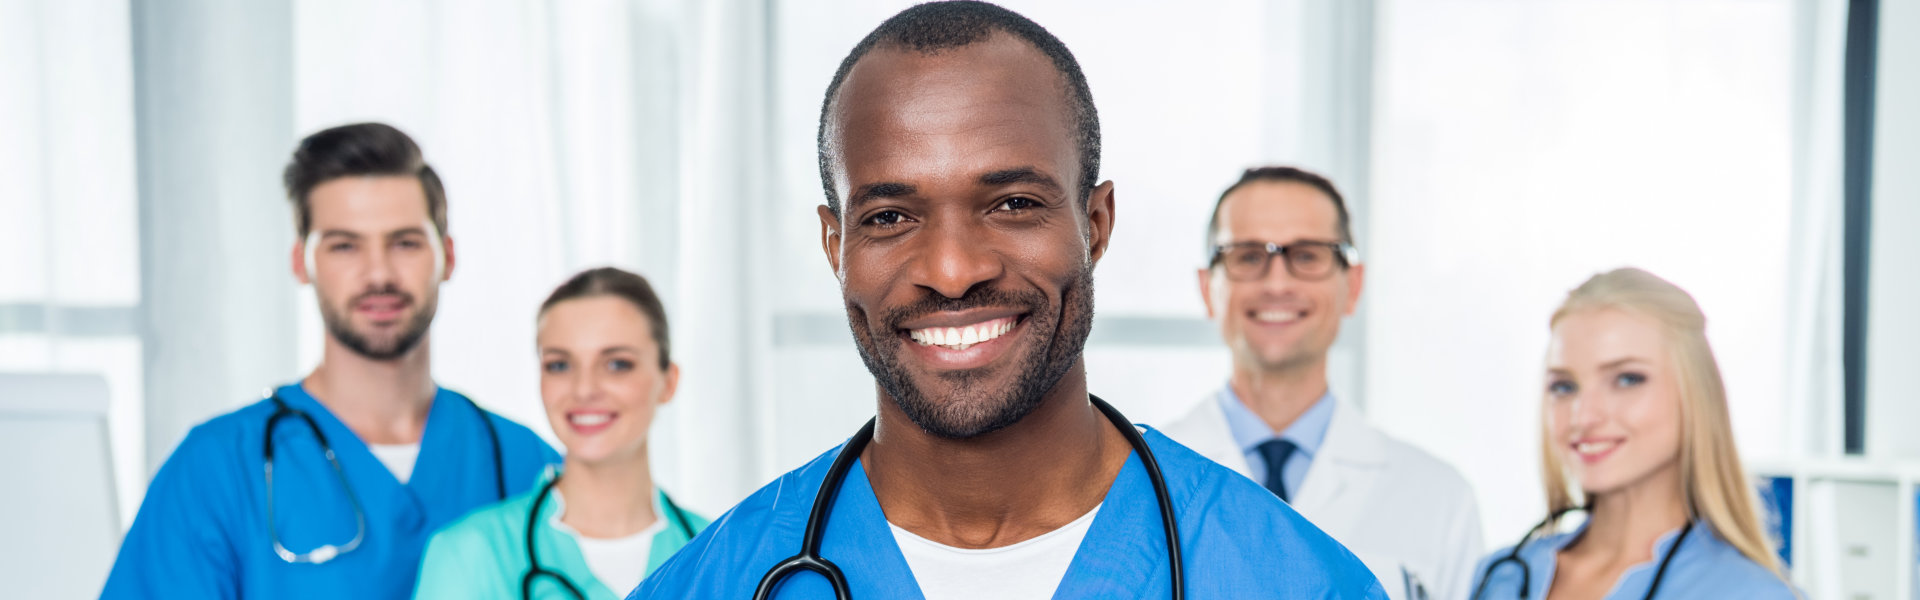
<box><xmin>2</xmin><ymin>0</ymin><xmax>1915</xmax><ymax>597</ymax></box>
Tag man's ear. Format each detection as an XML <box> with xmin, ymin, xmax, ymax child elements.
<box><xmin>292</xmin><ymin>238</ymin><xmax>311</xmax><ymax>285</ymax></box>
<box><xmin>439</xmin><ymin>234</ymin><xmax>457</xmax><ymax>282</ymax></box>
<box><xmin>1085</xmin><ymin>181</ymin><xmax>1116</xmax><ymax>265</ymax></box>
<box><xmin>1344</xmin><ymin>262</ymin><xmax>1366</xmax><ymax>316</ymax></box>
<box><xmin>1197</xmin><ymin>268</ymin><xmax>1216</xmax><ymax>319</ymax></box>
<box><xmin>818</xmin><ymin>204</ymin><xmax>844</xmax><ymax>280</ymax></box>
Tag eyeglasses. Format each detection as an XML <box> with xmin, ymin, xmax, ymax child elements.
<box><xmin>1207</xmin><ymin>240</ymin><xmax>1358</xmax><ymax>282</ymax></box>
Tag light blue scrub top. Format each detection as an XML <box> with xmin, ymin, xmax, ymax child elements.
<box><xmin>414</xmin><ymin>468</ymin><xmax>710</xmax><ymax>599</ymax></box>
<box><xmin>630</xmin><ymin>424</ymin><xmax>1386</xmax><ymax>599</ymax></box>
<box><xmin>102</xmin><ymin>383</ymin><xmax>562</xmax><ymax>599</ymax></box>
<box><xmin>1469</xmin><ymin>519</ymin><xmax>1798</xmax><ymax>599</ymax></box>
<box><xmin>1218</xmin><ymin>384</ymin><xmax>1335</xmax><ymax>496</ymax></box>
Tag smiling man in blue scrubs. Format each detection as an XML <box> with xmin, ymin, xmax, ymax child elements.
<box><xmin>102</xmin><ymin>123</ymin><xmax>560</xmax><ymax>599</ymax></box>
<box><xmin>633</xmin><ymin>3</ymin><xmax>1384</xmax><ymax>598</ymax></box>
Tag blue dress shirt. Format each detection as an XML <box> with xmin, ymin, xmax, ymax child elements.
<box><xmin>1218</xmin><ymin>384</ymin><xmax>1335</xmax><ymax>498</ymax></box>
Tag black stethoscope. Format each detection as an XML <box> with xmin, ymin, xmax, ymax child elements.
<box><xmin>1471</xmin><ymin>505</ymin><xmax>1694</xmax><ymax>600</ymax></box>
<box><xmin>520</xmin><ymin>474</ymin><xmax>699</xmax><ymax>600</ymax></box>
<box><xmin>750</xmin><ymin>395</ymin><xmax>1185</xmax><ymax>600</ymax></box>
<box><xmin>263</xmin><ymin>390</ymin><xmax>505</xmax><ymax>564</ymax></box>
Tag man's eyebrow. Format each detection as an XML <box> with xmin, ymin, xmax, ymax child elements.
<box><xmin>980</xmin><ymin>167</ymin><xmax>1062</xmax><ymax>194</ymax></box>
<box><xmin>317</xmin><ymin>229</ymin><xmax>362</xmax><ymax>239</ymax></box>
<box><xmin>848</xmin><ymin>182</ymin><xmax>917</xmax><ymax>210</ymax></box>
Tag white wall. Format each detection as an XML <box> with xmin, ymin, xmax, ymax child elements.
<box><xmin>1866</xmin><ymin>0</ymin><xmax>1920</xmax><ymax>459</ymax></box>
<box><xmin>1369</xmin><ymin>0</ymin><xmax>1801</xmax><ymax>544</ymax></box>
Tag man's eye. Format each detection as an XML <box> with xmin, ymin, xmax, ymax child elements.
<box><xmin>395</xmin><ymin>239</ymin><xmax>424</xmax><ymax>249</ymax></box>
<box><xmin>997</xmin><ymin>197</ymin><xmax>1039</xmax><ymax>211</ymax></box>
<box><xmin>864</xmin><ymin>210</ymin><xmax>907</xmax><ymax>227</ymax></box>
<box><xmin>328</xmin><ymin>242</ymin><xmax>356</xmax><ymax>253</ymax></box>
<box><xmin>543</xmin><ymin>361</ymin><xmax>568</xmax><ymax>374</ymax></box>
<box><xmin>1616</xmin><ymin>372</ymin><xmax>1646</xmax><ymax>387</ymax></box>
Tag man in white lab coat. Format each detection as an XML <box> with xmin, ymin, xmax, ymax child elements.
<box><xmin>1159</xmin><ymin>166</ymin><xmax>1484</xmax><ymax>600</ymax></box>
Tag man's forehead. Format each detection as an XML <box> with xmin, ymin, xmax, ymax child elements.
<box><xmin>830</xmin><ymin>36</ymin><xmax>1078</xmax><ymax>192</ymax></box>
<box><xmin>307</xmin><ymin>175</ymin><xmax>432</xmax><ymax>228</ymax></box>
<box><xmin>1215</xmin><ymin>181</ymin><xmax>1340</xmax><ymax>241</ymax></box>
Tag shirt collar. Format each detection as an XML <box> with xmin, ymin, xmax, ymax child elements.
<box><xmin>1216</xmin><ymin>383</ymin><xmax>1336</xmax><ymax>458</ymax></box>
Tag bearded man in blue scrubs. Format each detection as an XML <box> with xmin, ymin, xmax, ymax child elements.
<box><xmin>102</xmin><ymin>123</ymin><xmax>560</xmax><ymax>599</ymax></box>
<box><xmin>633</xmin><ymin>2</ymin><xmax>1385</xmax><ymax>598</ymax></box>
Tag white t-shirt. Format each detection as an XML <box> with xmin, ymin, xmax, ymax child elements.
<box><xmin>551</xmin><ymin>490</ymin><xmax>667</xmax><ymax>596</ymax></box>
<box><xmin>366</xmin><ymin>442</ymin><xmax>420</xmax><ymax>484</ymax></box>
<box><xmin>887</xmin><ymin>504</ymin><xmax>1101</xmax><ymax>600</ymax></box>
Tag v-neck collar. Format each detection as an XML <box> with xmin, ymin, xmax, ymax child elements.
<box><xmin>823</xmin><ymin>444</ymin><xmax>1156</xmax><ymax>598</ymax></box>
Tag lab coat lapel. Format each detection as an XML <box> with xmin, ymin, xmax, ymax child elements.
<box><xmin>1290</xmin><ymin>402</ymin><xmax>1385</xmax><ymax>520</ymax></box>
<box><xmin>1054</xmin><ymin>451</ymin><xmax>1160</xmax><ymax>598</ymax></box>
<box><xmin>1162</xmin><ymin>395</ymin><xmax>1254</xmax><ymax>479</ymax></box>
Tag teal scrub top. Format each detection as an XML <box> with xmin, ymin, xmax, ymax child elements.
<box><xmin>415</xmin><ymin>470</ymin><xmax>709</xmax><ymax>599</ymax></box>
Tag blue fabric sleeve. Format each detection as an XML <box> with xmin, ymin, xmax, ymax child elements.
<box><xmin>100</xmin><ymin>426</ymin><xmax>244</xmax><ymax>600</ymax></box>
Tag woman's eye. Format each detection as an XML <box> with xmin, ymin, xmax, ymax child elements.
<box><xmin>608</xmin><ymin>359</ymin><xmax>635</xmax><ymax>373</ymax></box>
<box><xmin>1616</xmin><ymin>372</ymin><xmax>1646</xmax><ymax>387</ymax></box>
<box><xmin>1547</xmin><ymin>380</ymin><xmax>1576</xmax><ymax>397</ymax></box>
<box><xmin>997</xmin><ymin>197</ymin><xmax>1039</xmax><ymax>211</ymax></box>
<box><xmin>542</xmin><ymin>361</ymin><xmax>568</xmax><ymax>374</ymax></box>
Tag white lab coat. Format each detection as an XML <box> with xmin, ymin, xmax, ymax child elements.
<box><xmin>1160</xmin><ymin>396</ymin><xmax>1484</xmax><ymax>600</ymax></box>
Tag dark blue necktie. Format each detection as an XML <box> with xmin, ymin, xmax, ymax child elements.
<box><xmin>1257</xmin><ymin>439</ymin><xmax>1298</xmax><ymax>502</ymax></box>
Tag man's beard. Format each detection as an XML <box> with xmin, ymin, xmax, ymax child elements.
<box><xmin>318</xmin><ymin>285</ymin><xmax>437</xmax><ymax>361</ymax></box>
<box><xmin>846</xmin><ymin>266</ymin><xmax>1095</xmax><ymax>439</ymax></box>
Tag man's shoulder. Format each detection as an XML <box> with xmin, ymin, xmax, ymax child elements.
<box><xmin>1332</xmin><ymin>409</ymin><xmax>1478</xmax><ymax>501</ymax></box>
<box><xmin>1145</xmin><ymin>428</ymin><xmax>1385</xmax><ymax>595</ymax></box>
<box><xmin>633</xmin><ymin>444</ymin><xmax>846</xmax><ymax>598</ymax></box>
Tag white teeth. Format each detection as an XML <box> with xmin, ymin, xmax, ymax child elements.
<box><xmin>1253</xmin><ymin>311</ymin><xmax>1300</xmax><ymax>323</ymax></box>
<box><xmin>1575</xmin><ymin>441</ymin><xmax>1618</xmax><ymax>454</ymax></box>
<box><xmin>570</xmin><ymin>413</ymin><xmax>611</xmax><ymax>426</ymax></box>
<box><xmin>909</xmin><ymin>318</ymin><xmax>1017</xmax><ymax>351</ymax></box>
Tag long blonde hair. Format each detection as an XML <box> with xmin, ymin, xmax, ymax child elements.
<box><xmin>1540</xmin><ymin>267</ymin><xmax>1784</xmax><ymax>579</ymax></box>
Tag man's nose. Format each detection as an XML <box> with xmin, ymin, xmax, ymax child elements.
<box><xmin>912</xmin><ymin>220</ymin><xmax>1002</xmax><ymax>299</ymax></box>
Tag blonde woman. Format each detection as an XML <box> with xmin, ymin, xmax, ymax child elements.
<box><xmin>1469</xmin><ymin>268</ymin><xmax>1796</xmax><ymax>599</ymax></box>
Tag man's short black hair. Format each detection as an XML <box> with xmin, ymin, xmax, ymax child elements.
<box><xmin>817</xmin><ymin>1</ymin><xmax>1101</xmax><ymax>217</ymax></box>
<box><xmin>1206</xmin><ymin>166</ymin><xmax>1355</xmax><ymax>253</ymax></box>
<box><xmin>282</xmin><ymin>122</ymin><xmax>447</xmax><ymax>238</ymax></box>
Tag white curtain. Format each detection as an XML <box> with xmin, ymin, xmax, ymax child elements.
<box><xmin>0</xmin><ymin>0</ymin><xmax>144</xmax><ymax>526</ymax></box>
<box><xmin>288</xmin><ymin>0</ymin><xmax>780</xmax><ymax>515</ymax></box>
<box><xmin>1367</xmin><ymin>0</ymin><xmax>1846</xmax><ymax>547</ymax></box>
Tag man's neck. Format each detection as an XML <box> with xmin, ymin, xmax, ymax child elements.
<box><xmin>303</xmin><ymin>336</ymin><xmax>436</xmax><ymax>445</ymax></box>
<box><xmin>865</xmin><ymin>362</ymin><xmax>1129</xmax><ymax>550</ymax></box>
<box><xmin>556</xmin><ymin>451</ymin><xmax>659</xmax><ymax>539</ymax></box>
<box><xmin>1229</xmin><ymin>359</ymin><xmax>1330</xmax><ymax>434</ymax></box>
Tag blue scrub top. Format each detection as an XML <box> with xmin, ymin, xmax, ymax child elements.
<box><xmin>1469</xmin><ymin>519</ymin><xmax>1798</xmax><ymax>599</ymax></box>
<box><xmin>102</xmin><ymin>383</ymin><xmax>562</xmax><ymax>599</ymax></box>
<box><xmin>630</xmin><ymin>425</ymin><xmax>1386</xmax><ymax>599</ymax></box>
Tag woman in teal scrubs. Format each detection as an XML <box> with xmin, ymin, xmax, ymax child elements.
<box><xmin>415</xmin><ymin>267</ymin><xmax>708</xmax><ymax>599</ymax></box>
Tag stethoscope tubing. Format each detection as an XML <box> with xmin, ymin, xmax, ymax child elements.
<box><xmin>750</xmin><ymin>395</ymin><xmax>1182</xmax><ymax>600</ymax></box>
<box><xmin>522</xmin><ymin>473</ymin><xmax>701</xmax><ymax>600</ymax></box>
<box><xmin>1471</xmin><ymin>506</ymin><xmax>1693</xmax><ymax>600</ymax></box>
<box><xmin>262</xmin><ymin>391</ymin><xmax>506</xmax><ymax>564</ymax></box>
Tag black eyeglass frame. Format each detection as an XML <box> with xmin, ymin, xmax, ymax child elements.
<box><xmin>1206</xmin><ymin>240</ymin><xmax>1360</xmax><ymax>282</ymax></box>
